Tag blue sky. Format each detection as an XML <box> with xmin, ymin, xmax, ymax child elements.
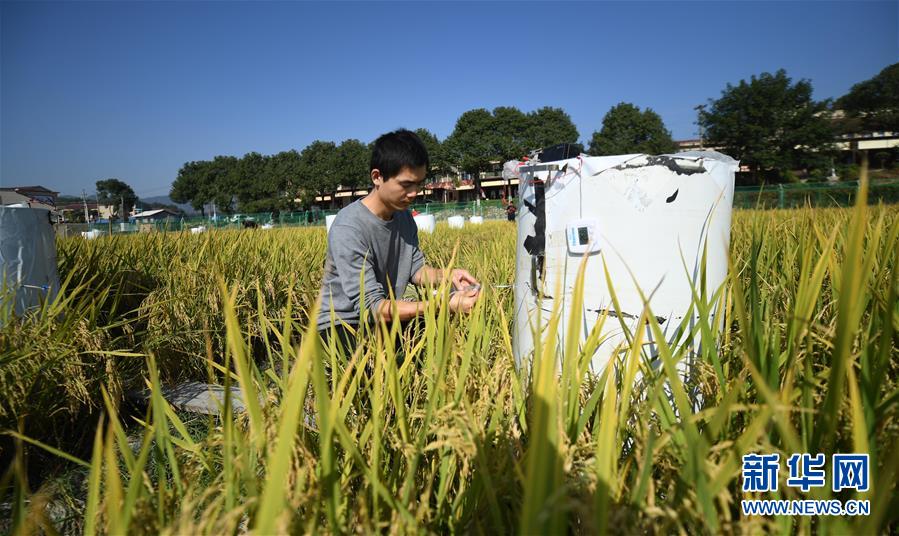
<box><xmin>2</xmin><ymin>1</ymin><xmax>896</xmax><ymax>198</ymax></box>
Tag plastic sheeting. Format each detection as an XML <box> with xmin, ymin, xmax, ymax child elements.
<box><xmin>512</xmin><ymin>151</ymin><xmax>738</xmax><ymax>375</ymax></box>
<box><xmin>413</xmin><ymin>214</ymin><xmax>436</xmax><ymax>233</ymax></box>
<box><xmin>0</xmin><ymin>207</ymin><xmax>60</xmax><ymax>318</ymax></box>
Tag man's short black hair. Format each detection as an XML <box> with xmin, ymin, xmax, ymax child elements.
<box><xmin>370</xmin><ymin>129</ymin><xmax>430</xmax><ymax>180</ymax></box>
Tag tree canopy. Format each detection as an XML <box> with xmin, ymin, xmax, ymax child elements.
<box><xmin>298</xmin><ymin>140</ymin><xmax>339</xmax><ymax>199</ymax></box>
<box><xmin>444</xmin><ymin>108</ymin><xmax>498</xmax><ymax>175</ymax></box>
<box><xmin>170</xmin><ymin>156</ymin><xmax>238</xmax><ymax>215</ymax></box>
<box><xmin>699</xmin><ymin>69</ymin><xmax>834</xmax><ymax>182</ymax></box>
<box><xmin>169</xmin><ymin>162</ymin><xmax>206</xmax><ymax>212</ymax></box>
<box><xmin>527</xmin><ymin>107</ymin><xmax>580</xmax><ymax>150</ymax></box>
<box><xmin>836</xmin><ymin>62</ymin><xmax>899</xmax><ymax>133</ymax></box>
<box><xmin>414</xmin><ymin>128</ymin><xmax>455</xmax><ymax>180</ymax></box>
<box><xmin>164</xmin><ymin>105</ymin><xmax>578</xmax><ymax>211</ymax></box>
<box><xmin>263</xmin><ymin>149</ymin><xmax>302</xmax><ymax>210</ymax></box>
<box><xmin>233</xmin><ymin>152</ymin><xmax>268</xmax><ymax>208</ymax></box>
<box><xmin>588</xmin><ymin>102</ymin><xmax>676</xmax><ymax>156</ymax></box>
<box><xmin>443</xmin><ymin>106</ymin><xmax>580</xmax><ymax>176</ymax></box>
<box><xmin>235</xmin><ymin>151</ymin><xmax>300</xmax><ymax>213</ymax></box>
<box><xmin>204</xmin><ymin>156</ymin><xmax>240</xmax><ymax>213</ymax></box>
<box><xmin>96</xmin><ymin>178</ymin><xmax>137</xmax><ymax>218</ymax></box>
<box><xmin>332</xmin><ymin>139</ymin><xmax>370</xmax><ymax>190</ymax></box>
<box><xmin>166</xmin><ymin>64</ymin><xmax>895</xmax><ymax>209</ymax></box>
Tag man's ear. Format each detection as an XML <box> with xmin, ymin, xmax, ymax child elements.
<box><xmin>371</xmin><ymin>169</ymin><xmax>383</xmax><ymax>186</ymax></box>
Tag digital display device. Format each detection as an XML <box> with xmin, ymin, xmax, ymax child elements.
<box><xmin>566</xmin><ymin>218</ymin><xmax>601</xmax><ymax>254</ymax></box>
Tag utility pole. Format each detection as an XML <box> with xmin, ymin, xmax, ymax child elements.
<box><xmin>694</xmin><ymin>104</ymin><xmax>706</xmax><ymax>150</ymax></box>
<box><xmin>81</xmin><ymin>189</ymin><xmax>89</xmax><ymax>226</ymax></box>
<box><xmin>121</xmin><ymin>195</ymin><xmax>126</xmax><ymax>231</ymax></box>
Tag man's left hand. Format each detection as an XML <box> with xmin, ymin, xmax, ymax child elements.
<box><xmin>450</xmin><ymin>269</ymin><xmax>479</xmax><ymax>291</ymax></box>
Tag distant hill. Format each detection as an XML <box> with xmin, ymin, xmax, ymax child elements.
<box><xmin>140</xmin><ymin>195</ymin><xmax>198</xmax><ymax>215</ymax></box>
<box><xmin>56</xmin><ymin>195</ymin><xmax>84</xmax><ymax>205</ymax></box>
<box><xmin>57</xmin><ymin>194</ymin><xmax>197</xmax><ymax>215</ymax></box>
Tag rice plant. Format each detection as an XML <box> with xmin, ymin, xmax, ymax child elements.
<box><xmin>2</xmin><ymin>197</ymin><xmax>898</xmax><ymax>534</ymax></box>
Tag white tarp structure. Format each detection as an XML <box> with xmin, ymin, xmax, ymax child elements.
<box><xmin>0</xmin><ymin>206</ymin><xmax>60</xmax><ymax>319</ymax></box>
<box><xmin>413</xmin><ymin>214</ymin><xmax>436</xmax><ymax>233</ymax></box>
<box><xmin>510</xmin><ymin>151</ymin><xmax>738</xmax><ymax>374</ymax></box>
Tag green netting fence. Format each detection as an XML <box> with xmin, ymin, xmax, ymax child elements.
<box><xmin>276</xmin><ymin>199</ymin><xmax>509</xmax><ymax>226</ymax></box>
<box><xmin>66</xmin><ymin>179</ymin><xmax>899</xmax><ymax>237</ymax></box>
<box><xmin>733</xmin><ymin>178</ymin><xmax>899</xmax><ymax>209</ymax></box>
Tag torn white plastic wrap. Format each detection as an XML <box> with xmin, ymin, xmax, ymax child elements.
<box><xmin>502</xmin><ymin>159</ymin><xmax>524</xmax><ymax>182</ymax></box>
<box><xmin>512</xmin><ymin>151</ymin><xmax>738</xmax><ymax>375</ymax></box>
<box><xmin>0</xmin><ymin>207</ymin><xmax>60</xmax><ymax>318</ymax></box>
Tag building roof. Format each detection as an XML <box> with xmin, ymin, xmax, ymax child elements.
<box><xmin>132</xmin><ymin>208</ymin><xmax>180</xmax><ymax>219</ymax></box>
<box><xmin>0</xmin><ymin>185</ymin><xmax>59</xmax><ymax>195</ymax></box>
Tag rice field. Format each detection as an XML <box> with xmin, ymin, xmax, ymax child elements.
<box><xmin>2</xmin><ymin>190</ymin><xmax>898</xmax><ymax>534</ymax></box>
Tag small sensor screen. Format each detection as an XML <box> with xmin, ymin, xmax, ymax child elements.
<box><xmin>578</xmin><ymin>227</ymin><xmax>589</xmax><ymax>245</ymax></box>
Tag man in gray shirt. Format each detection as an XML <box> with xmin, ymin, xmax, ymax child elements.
<box><xmin>317</xmin><ymin>129</ymin><xmax>480</xmax><ymax>351</ymax></box>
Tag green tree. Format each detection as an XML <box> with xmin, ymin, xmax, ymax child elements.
<box><xmin>332</xmin><ymin>139</ymin><xmax>371</xmax><ymax>190</ymax></box>
<box><xmin>234</xmin><ymin>151</ymin><xmax>305</xmax><ymax>213</ymax></box>
<box><xmin>699</xmin><ymin>70</ymin><xmax>834</xmax><ymax>183</ymax></box>
<box><xmin>491</xmin><ymin>106</ymin><xmax>531</xmax><ymax>161</ymax></box>
<box><xmin>233</xmin><ymin>152</ymin><xmax>270</xmax><ymax>210</ymax></box>
<box><xmin>446</xmin><ymin>106</ymin><xmax>582</xmax><ymax>174</ymax></box>
<box><xmin>298</xmin><ymin>140</ymin><xmax>339</xmax><ymax>202</ymax></box>
<box><xmin>527</xmin><ymin>107</ymin><xmax>580</xmax><ymax>151</ymax></box>
<box><xmin>444</xmin><ymin>106</ymin><xmax>531</xmax><ymax>169</ymax></box>
<box><xmin>836</xmin><ymin>62</ymin><xmax>899</xmax><ymax>133</ymax></box>
<box><xmin>95</xmin><ymin>178</ymin><xmax>137</xmax><ymax>219</ymax></box>
<box><xmin>266</xmin><ymin>149</ymin><xmax>302</xmax><ymax>210</ymax></box>
<box><xmin>170</xmin><ymin>161</ymin><xmax>207</xmax><ymax>214</ymax></box>
<box><xmin>444</xmin><ymin>108</ymin><xmax>498</xmax><ymax>176</ymax></box>
<box><xmin>414</xmin><ymin>128</ymin><xmax>451</xmax><ymax>180</ymax></box>
<box><xmin>203</xmin><ymin>156</ymin><xmax>240</xmax><ymax>214</ymax></box>
<box><xmin>588</xmin><ymin>102</ymin><xmax>676</xmax><ymax>156</ymax></box>
<box><xmin>171</xmin><ymin>157</ymin><xmax>238</xmax><ymax>215</ymax></box>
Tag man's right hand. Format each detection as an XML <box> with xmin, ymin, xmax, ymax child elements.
<box><xmin>448</xmin><ymin>289</ymin><xmax>480</xmax><ymax>314</ymax></box>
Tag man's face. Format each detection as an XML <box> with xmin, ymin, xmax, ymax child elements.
<box><xmin>373</xmin><ymin>165</ymin><xmax>426</xmax><ymax>212</ymax></box>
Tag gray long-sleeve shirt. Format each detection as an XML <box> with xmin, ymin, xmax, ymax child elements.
<box><xmin>316</xmin><ymin>199</ymin><xmax>425</xmax><ymax>331</ymax></box>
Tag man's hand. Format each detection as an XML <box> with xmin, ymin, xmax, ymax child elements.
<box><xmin>413</xmin><ymin>266</ymin><xmax>480</xmax><ymax>291</ymax></box>
<box><xmin>450</xmin><ymin>269</ymin><xmax>479</xmax><ymax>291</ymax></box>
<box><xmin>448</xmin><ymin>288</ymin><xmax>479</xmax><ymax>314</ymax></box>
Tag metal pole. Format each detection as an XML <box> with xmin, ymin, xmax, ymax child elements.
<box><xmin>695</xmin><ymin>104</ymin><xmax>706</xmax><ymax>150</ymax></box>
<box><xmin>81</xmin><ymin>189</ymin><xmax>89</xmax><ymax>226</ymax></box>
